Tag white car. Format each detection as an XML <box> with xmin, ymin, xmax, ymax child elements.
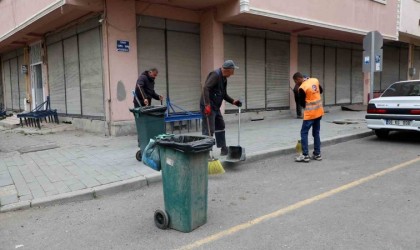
<box><xmin>365</xmin><ymin>80</ymin><xmax>420</xmax><ymax>138</ymax></box>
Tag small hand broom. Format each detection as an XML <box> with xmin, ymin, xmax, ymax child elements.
<box><xmin>205</xmin><ymin>109</ymin><xmax>225</xmax><ymax>175</ymax></box>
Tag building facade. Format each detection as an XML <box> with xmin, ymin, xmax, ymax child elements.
<box><xmin>1</xmin><ymin>0</ymin><xmax>419</xmax><ymax>135</ymax></box>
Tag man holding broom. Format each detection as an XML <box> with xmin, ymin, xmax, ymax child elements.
<box><xmin>133</xmin><ymin>68</ymin><xmax>164</xmax><ymax>107</ymax></box>
<box><xmin>200</xmin><ymin>60</ymin><xmax>242</xmax><ymax>156</ymax></box>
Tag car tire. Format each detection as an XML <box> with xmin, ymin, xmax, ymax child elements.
<box><xmin>374</xmin><ymin>130</ymin><xmax>390</xmax><ymax>139</ymax></box>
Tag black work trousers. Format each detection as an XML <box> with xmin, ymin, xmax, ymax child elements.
<box><xmin>201</xmin><ymin>107</ymin><xmax>226</xmax><ymax>148</ymax></box>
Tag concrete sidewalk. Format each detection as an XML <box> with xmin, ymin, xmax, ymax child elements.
<box><xmin>0</xmin><ymin>107</ymin><xmax>372</xmax><ymax>212</ymax></box>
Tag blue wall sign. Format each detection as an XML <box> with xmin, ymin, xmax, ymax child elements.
<box><xmin>117</xmin><ymin>40</ymin><xmax>129</xmax><ymax>52</ymax></box>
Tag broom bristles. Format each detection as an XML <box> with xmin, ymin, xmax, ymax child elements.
<box><xmin>208</xmin><ymin>159</ymin><xmax>225</xmax><ymax>175</ymax></box>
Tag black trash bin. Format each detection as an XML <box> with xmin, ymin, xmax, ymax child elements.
<box><xmin>153</xmin><ymin>135</ymin><xmax>214</xmax><ymax>232</ymax></box>
<box><xmin>129</xmin><ymin>106</ymin><xmax>167</xmax><ymax>161</ymax></box>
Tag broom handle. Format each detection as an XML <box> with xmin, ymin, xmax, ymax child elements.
<box><xmin>136</xmin><ymin>84</ymin><xmax>148</xmax><ymax>106</ymax></box>
<box><xmin>238</xmin><ymin>106</ymin><xmax>241</xmax><ymax>145</ymax></box>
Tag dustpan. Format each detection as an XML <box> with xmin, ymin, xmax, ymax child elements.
<box><xmin>225</xmin><ymin>106</ymin><xmax>246</xmax><ymax>162</ymax></box>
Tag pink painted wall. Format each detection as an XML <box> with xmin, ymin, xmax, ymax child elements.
<box><xmin>200</xmin><ymin>9</ymin><xmax>224</xmax><ymax>85</ymax></box>
<box><xmin>135</xmin><ymin>2</ymin><xmax>200</xmax><ymax>23</ymax></box>
<box><xmin>399</xmin><ymin>0</ymin><xmax>420</xmax><ymax>38</ymax></box>
<box><xmin>289</xmin><ymin>34</ymin><xmax>298</xmax><ymax>112</ymax></box>
<box><xmin>103</xmin><ymin>0</ymin><xmax>138</xmax><ymax>122</ymax></box>
<box><xmin>248</xmin><ymin>0</ymin><xmax>399</xmax><ymax>39</ymax></box>
<box><xmin>0</xmin><ymin>0</ymin><xmax>59</xmax><ymax>36</ymax></box>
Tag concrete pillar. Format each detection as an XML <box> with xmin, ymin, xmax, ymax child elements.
<box><xmin>363</xmin><ymin>72</ymin><xmax>370</xmax><ymax>105</ymax></box>
<box><xmin>289</xmin><ymin>33</ymin><xmax>298</xmax><ymax>113</ymax></box>
<box><xmin>200</xmin><ymin>9</ymin><xmax>224</xmax><ymax>85</ymax></box>
<box><xmin>102</xmin><ymin>0</ymin><xmax>138</xmax><ymax>135</ymax></box>
<box><xmin>200</xmin><ymin>9</ymin><xmax>225</xmax><ymax>112</ymax></box>
<box><xmin>408</xmin><ymin>44</ymin><xmax>414</xmax><ymax>80</ymax></box>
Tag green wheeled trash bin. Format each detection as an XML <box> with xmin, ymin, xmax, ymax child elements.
<box><xmin>154</xmin><ymin>135</ymin><xmax>215</xmax><ymax>232</ymax></box>
<box><xmin>129</xmin><ymin>106</ymin><xmax>167</xmax><ymax>161</ymax></box>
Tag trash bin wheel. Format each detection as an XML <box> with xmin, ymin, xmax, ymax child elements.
<box><xmin>135</xmin><ymin>150</ymin><xmax>142</xmax><ymax>161</ymax></box>
<box><xmin>154</xmin><ymin>209</ymin><xmax>169</xmax><ymax>229</ymax></box>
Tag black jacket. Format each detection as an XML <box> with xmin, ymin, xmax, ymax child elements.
<box><xmin>134</xmin><ymin>71</ymin><xmax>160</xmax><ymax>106</ymax></box>
<box><xmin>200</xmin><ymin>68</ymin><xmax>234</xmax><ymax>110</ymax></box>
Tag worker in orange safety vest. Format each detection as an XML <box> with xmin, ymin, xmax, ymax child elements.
<box><xmin>292</xmin><ymin>72</ymin><xmax>324</xmax><ymax>163</ymax></box>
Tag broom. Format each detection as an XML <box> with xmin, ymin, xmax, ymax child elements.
<box><xmin>206</xmin><ymin>115</ymin><xmax>225</xmax><ymax>175</ymax></box>
<box><xmin>202</xmin><ymin>91</ymin><xmax>225</xmax><ymax>175</ymax></box>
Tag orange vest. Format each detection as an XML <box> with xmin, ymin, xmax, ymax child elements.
<box><xmin>299</xmin><ymin>78</ymin><xmax>324</xmax><ymax>120</ymax></box>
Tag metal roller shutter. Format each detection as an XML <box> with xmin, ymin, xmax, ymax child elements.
<box><xmin>167</xmin><ymin>31</ymin><xmax>201</xmax><ymax>111</ymax></box>
<box><xmin>413</xmin><ymin>49</ymin><xmax>420</xmax><ymax>79</ymax></box>
<box><xmin>266</xmin><ymin>39</ymin><xmax>289</xmax><ymax>108</ymax></box>
<box><xmin>336</xmin><ymin>48</ymin><xmax>351</xmax><ymax>104</ymax></box>
<box><xmin>3</xmin><ymin>61</ymin><xmax>12</xmax><ymax>109</ymax></box>
<box><xmin>137</xmin><ymin>27</ymin><xmax>167</xmax><ymax>102</ymax></box>
<box><xmin>324</xmin><ymin>47</ymin><xmax>336</xmax><ymax>105</ymax></box>
<box><xmin>399</xmin><ymin>48</ymin><xmax>408</xmax><ymax>81</ymax></box>
<box><xmin>246</xmin><ymin>37</ymin><xmax>265</xmax><ymax>109</ymax></box>
<box><xmin>0</xmin><ymin>65</ymin><xmax>3</xmax><ymax>105</ymax></box>
<box><xmin>224</xmin><ymin>34</ymin><xmax>245</xmax><ymax>111</ymax></box>
<box><xmin>10</xmin><ymin>58</ymin><xmax>19</xmax><ymax>110</ymax></box>
<box><xmin>298</xmin><ymin>43</ymin><xmax>310</xmax><ymax>76</ymax></box>
<box><xmin>311</xmin><ymin>45</ymin><xmax>324</xmax><ymax>83</ymax></box>
<box><xmin>47</xmin><ymin>42</ymin><xmax>66</xmax><ymax>113</ymax></box>
<box><xmin>351</xmin><ymin>50</ymin><xmax>363</xmax><ymax>103</ymax></box>
<box><xmin>78</xmin><ymin>28</ymin><xmax>104</xmax><ymax>117</ymax></box>
<box><xmin>381</xmin><ymin>46</ymin><xmax>400</xmax><ymax>89</ymax></box>
<box><xmin>63</xmin><ymin>36</ymin><xmax>81</xmax><ymax>115</ymax></box>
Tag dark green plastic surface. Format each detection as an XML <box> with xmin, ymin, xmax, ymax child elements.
<box><xmin>131</xmin><ymin>107</ymin><xmax>166</xmax><ymax>152</ymax></box>
<box><xmin>159</xmin><ymin>146</ymin><xmax>209</xmax><ymax>233</ymax></box>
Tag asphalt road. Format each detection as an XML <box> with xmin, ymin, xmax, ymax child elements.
<box><xmin>1</xmin><ymin>132</ymin><xmax>419</xmax><ymax>250</ymax></box>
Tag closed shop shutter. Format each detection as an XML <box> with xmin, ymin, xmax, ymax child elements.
<box><xmin>78</xmin><ymin>28</ymin><xmax>104</xmax><ymax>117</ymax></box>
<box><xmin>246</xmin><ymin>37</ymin><xmax>265</xmax><ymax>109</ymax></box>
<box><xmin>381</xmin><ymin>46</ymin><xmax>400</xmax><ymax>89</ymax></box>
<box><xmin>413</xmin><ymin>49</ymin><xmax>420</xmax><ymax>79</ymax></box>
<box><xmin>336</xmin><ymin>48</ymin><xmax>351</xmax><ymax>104</ymax></box>
<box><xmin>266</xmin><ymin>39</ymin><xmax>290</xmax><ymax>108</ymax></box>
<box><xmin>298</xmin><ymin>43</ymin><xmax>310</xmax><ymax>76</ymax></box>
<box><xmin>324</xmin><ymin>47</ymin><xmax>336</xmax><ymax>105</ymax></box>
<box><xmin>0</xmin><ymin>67</ymin><xmax>2</xmax><ymax>105</ymax></box>
<box><xmin>167</xmin><ymin>31</ymin><xmax>201</xmax><ymax>111</ymax></box>
<box><xmin>399</xmin><ymin>48</ymin><xmax>408</xmax><ymax>81</ymax></box>
<box><xmin>137</xmin><ymin>17</ymin><xmax>200</xmax><ymax>111</ymax></box>
<box><xmin>3</xmin><ymin>61</ymin><xmax>12</xmax><ymax>109</ymax></box>
<box><xmin>47</xmin><ymin>42</ymin><xmax>66</xmax><ymax>113</ymax></box>
<box><xmin>311</xmin><ymin>45</ymin><xmax>324</xmax><ymax>83</ymax></box>
<box><xmin>137</xmin><ymin>27</ymin><xmax>167</xmax><ymax>102</ymax></box>
<box><xmin>351</xmin><ymin>50</ymin><xmax>363</xmax><ymax>103</ymax></box>
<box><xmin>224</xmin><ymin>34</ymin><xmax>245</xmax><ymax>111</ymax></box>
<box><xmin>10</xmin><ymin>58</ymin><xmax>20</xmax><ymax>110</ymax></box>
<box><xmin>63</xmin><ymin>36</ymin><xmax>81</xmax><ymax>115</ymax></box>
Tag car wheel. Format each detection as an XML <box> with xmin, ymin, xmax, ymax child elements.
<box><xmin>374</xmin><ymin>130</ymin><xmax>390</xmax><ymax>139</ymax></box>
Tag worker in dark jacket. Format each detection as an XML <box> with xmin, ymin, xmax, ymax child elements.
<box><xmin>133</xmin><ymin>68</ymin><xmax>163</xmax><ymax>107</ymax></box>
<box><xmin>200</xmin><ymin>60</ymin><xmax>242</xmax><ymax>156</ymax></box>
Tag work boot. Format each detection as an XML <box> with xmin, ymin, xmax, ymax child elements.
<box><xmin>220</xmin><ymin>146</ymin><xmax>228</xmax><ymax>156</ymax></box>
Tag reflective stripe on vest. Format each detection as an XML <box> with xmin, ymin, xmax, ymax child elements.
<box><xmin>299</xmin><ymin>78</ymin><xmax>324</xmax><ymax>120</ymax></box>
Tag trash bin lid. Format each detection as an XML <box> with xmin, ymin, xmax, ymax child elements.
<box><xmin>156</xmin><ymin>134</ymin><xmax>215</xmax><ymax>153</ymax></box>
<box><xmin>130</xmin><ymin>105</ymin><xmax>167</xmax><ymax>114</ymax></box>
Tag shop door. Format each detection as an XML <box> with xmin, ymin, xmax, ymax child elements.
<box><xmin>31</xmin><ymin>64</ymin><xmax>44</xmax><ymax>107</ymax></box>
